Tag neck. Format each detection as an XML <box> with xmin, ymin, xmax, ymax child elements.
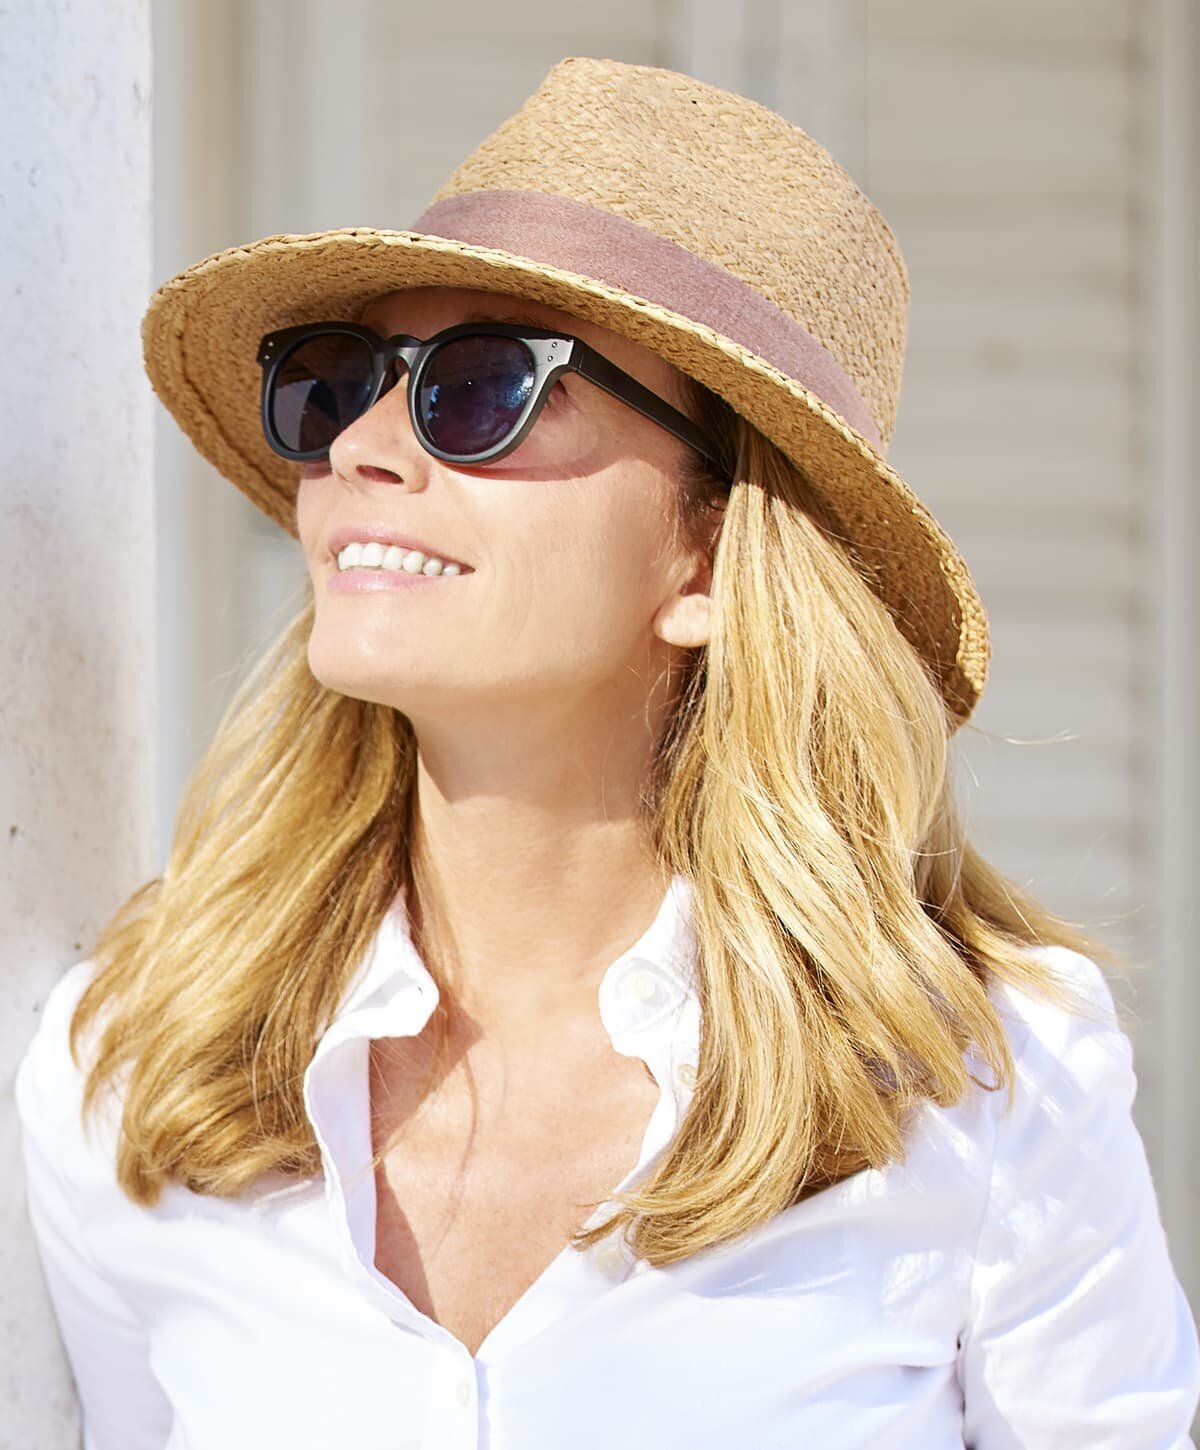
<box><xmin>402</xmin><ymin>725</ymin><xmax>676</xmax><ymax>1044</ymax></box>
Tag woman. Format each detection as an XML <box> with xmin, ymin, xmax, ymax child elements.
<box><xmin>16</xmin><ymin>55</ymin><xmax>1199</xmax><ymax>1449</ymax></box>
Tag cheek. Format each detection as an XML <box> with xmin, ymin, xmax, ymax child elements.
<box><xmin>539</xmin><ymin>505</ymin><xmax>675</xmax><ymax>639</ymax></box>
<box><xmin>583</xmin><ymin>482</ymin><xmax>679</xmax><ymax>592</ymax></box>
<box><xmin>295</xmin><ymin>474</ymin><xmax>332</xmax><ymax>566</ymax></box>
<box><xmin>512</xmin><ymin>489</ymin><xmax>661</xmax><ymax>594</ymax></box>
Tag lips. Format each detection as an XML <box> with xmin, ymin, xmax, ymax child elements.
<box><xmin>327</xmin><ymin>523</ymin><xmax>472</xmax><ymax>571</ymax></box>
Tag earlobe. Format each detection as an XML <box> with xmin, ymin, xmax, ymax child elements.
<box><xmin>655</xmin><ymin>591</ymin><xmax>712</xmax><ymax>649</ymax></box>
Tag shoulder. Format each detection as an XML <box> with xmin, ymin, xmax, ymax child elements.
<box><xmin>16</xmin><ymin>957</ymin><xmax>102</xmax><ymax>1093</ymax></box>
<box><xmin>14</xmin><ymin>958</ymin><xmax>114</xmax><ymax>1183</ymax></box>
<box><xmin>911</xmin><ymin>945</ymin><xmax>1132</xmax><ymax>1201</ymax></box>
<box><xmin>981</xmin><ymin>943</ymin><xmax>1131</xmax><ymax>1112</ymax></box>
<box><xmin>963</xmin><ymin>944</ymin><xmax>1140</xmax><ymax>1201</ymax></box>
<box><xmin>952</xmin><ymin>950</ymin><xmax>1200</xmax><ymax>1444</ymax></box>
<box><xmin>987</xmin><ymin>941</ymin><xmax>1121</xmax><ymax>1043</ymax></box>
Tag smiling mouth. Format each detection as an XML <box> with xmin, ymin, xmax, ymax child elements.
<box><xmin>332</xmin><ymin>541</ymin><xmax>474</xmax><ymax>575</ymax></box>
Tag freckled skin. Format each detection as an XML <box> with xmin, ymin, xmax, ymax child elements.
<box><xmin>368</xmin><ymin>1001</ymin><xmax>661</xmax><ymax>1358</ymax></box>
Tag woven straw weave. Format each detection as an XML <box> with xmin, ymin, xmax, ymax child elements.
<box><xmin>140</xmin><ymin>55</ymin><xmax>990</xmax><ymax>726</ymax></box>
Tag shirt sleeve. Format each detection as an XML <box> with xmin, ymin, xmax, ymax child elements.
<box><xmin>957</xmin><ymin>948</ymin><xmax>1200</xmax><ymax>1449</ymax></box>
<box><xmin>14</xmin><ymin>961</ymin><xmax>175</xmax><ymax>1450</ymax></box>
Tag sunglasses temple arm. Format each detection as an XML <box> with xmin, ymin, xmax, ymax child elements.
<box><xmin>571</xmin><ymin>346</ymin><xmax>731</xmax><ymax>481</ymax></box>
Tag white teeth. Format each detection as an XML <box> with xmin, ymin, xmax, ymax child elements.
<box><xmin>336</xmin><ymin>541</ymin><xmax>465</xmax><ymax>575</ymax></box>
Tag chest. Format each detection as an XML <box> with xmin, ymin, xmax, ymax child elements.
<box><xmin>368</xmin><ymin>1034</ymin><xmax>662</xmax><ymax>1356</ymax></box>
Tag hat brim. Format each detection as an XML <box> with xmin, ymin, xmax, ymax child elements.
<box><xmin>140</xmin><ymin>226</ymin><xmax>988</xmax><ymax>724</ymax></box>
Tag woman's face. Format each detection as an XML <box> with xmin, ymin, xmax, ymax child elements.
<box><xmin>295</xmin><ymin>285</ymin><xmax>715</xmax><ymax>727</ymax></box>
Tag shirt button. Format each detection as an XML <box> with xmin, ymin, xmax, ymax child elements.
<box><xmin>594</xmin><ymin>1240</ymin><xmax>625</xmax><ymax>1274</ymax></box>
<box><xmin>455</xmin><ymin>1374</ymin><xmax>473</xmax><ymax>1406</ymax></box>
<box><xmin>626</xmin><ymin>967</ymin><xmax>659</xmax><ymax>1002</ymax></box>
<box><xmin>674</xmin><ymin>1060</ymin><xmax>697</xmax><ymax>1089</ymax></box>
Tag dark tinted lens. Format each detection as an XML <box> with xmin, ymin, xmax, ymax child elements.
<box><xmin>269</xmin><ymin>332</ymin><xmax>375</xmax><ymax>453</ymax></box>
<box><xmin>417</xmin><ymin>335</ymin><xmax>536</xmax><ymax>456</ymax></box>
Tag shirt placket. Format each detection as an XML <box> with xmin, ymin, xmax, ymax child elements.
<box><xmin>302</xmin><ymin>886</ymin><xmax>704</xmax><ymax>1408</ymax></box>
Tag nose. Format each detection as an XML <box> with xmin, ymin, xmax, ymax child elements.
<box><xmin>327</xmin><ymin>358</ymin><xmax>426</xmax><ymax>490</ymax></box>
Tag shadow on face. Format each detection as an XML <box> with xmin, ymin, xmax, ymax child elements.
<box><xmin>294</xmin><ymin>284</ymin><xmax>715</xmax><ymax>726</ymax></box>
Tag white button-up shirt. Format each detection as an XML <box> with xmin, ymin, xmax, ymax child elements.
<box><xmin>15</xmin><ymin>873</ymin><xmax>1200</xmax><ymax>1449</ymax></box>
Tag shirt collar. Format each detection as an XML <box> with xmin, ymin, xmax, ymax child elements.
<box><xmin>304</xmin><ymin>874</ymin><xmax>703</xmax><ymax>1316</ymax></box>
<box><xmin>329</xmin><ymin>870</ymin><xmax>700</xmax><ymax>1057</ymax></box>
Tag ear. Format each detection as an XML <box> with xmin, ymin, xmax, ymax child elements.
<box><xmin>653</xmin><ymin>546</ymin><xmax>714</xmax><ymax>650</ymax></box>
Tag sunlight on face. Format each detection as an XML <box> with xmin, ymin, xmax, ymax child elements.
<box><xmin>294</xmin><ymin>286</ymin><xmax>708</xmax><ymax>731</ymax></box>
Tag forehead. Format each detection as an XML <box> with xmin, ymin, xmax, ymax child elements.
<box><xmin>358</xmin><ymin>285</ymin><xmax>685</xmax><ymax>402</ymax></box>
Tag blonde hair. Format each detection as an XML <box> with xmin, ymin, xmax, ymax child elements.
<box><xmin>70</xmin><ymin>373</ymin><xmax>1129</xmax><ymax>1266</ymax></box>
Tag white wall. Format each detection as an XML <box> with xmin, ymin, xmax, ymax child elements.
<box><xmin>0</xmin><ymin>2</ymin><xmax>155</xmax><ymax>1446</ymax></box>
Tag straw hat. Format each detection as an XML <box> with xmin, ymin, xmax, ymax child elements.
<box><xmin>140</xmin><ymin>54</ymin><xmax>989</xmax><ymax>727</ymax></box>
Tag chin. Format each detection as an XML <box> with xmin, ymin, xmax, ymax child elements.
<box><xmin>305</xmin><ymin>640</ymin><xmax>432</xmax><ymax>714</ymax></box>
<box><xmin>306</xmin><ymin>640</ymin><xmax>379</xmax><ymax>703</ymax></box>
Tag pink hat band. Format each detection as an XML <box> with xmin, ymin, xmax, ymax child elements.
<box><xmin>138</xmin><ymin>56</ymin><xmax>991</xmax><ymax>724</ymax></box>
<box><xmin>411</xmin><ymin>190</ymin><xmax>884</xmax><ymax>453</ymax></box>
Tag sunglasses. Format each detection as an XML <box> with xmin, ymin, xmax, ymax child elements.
<box><xmin>256</xmin><ymin>320</ymin><xmax>732</xmax><ymax>481</ymax></box>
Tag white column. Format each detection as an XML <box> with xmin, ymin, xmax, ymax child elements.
<box><xmin>0</xmin><ymin>2</ymin><xmax>154</xmax><ymax>1444</ymax></box>
<box><xmin>152</xmin><ymin>0</ymin><xmax>264</xmax><ymax>872</ymax></box>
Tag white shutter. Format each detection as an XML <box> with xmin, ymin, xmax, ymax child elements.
<box><xmin>857</xmin><ymin>1</ymin><xmax>1148</xmax><ymax>958</ymax></box>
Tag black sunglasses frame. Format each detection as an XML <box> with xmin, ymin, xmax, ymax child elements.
<box><xmin>256</xmin><ymin>320</ymin><xmax>732</xmax><ymax>483</ymax></box>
